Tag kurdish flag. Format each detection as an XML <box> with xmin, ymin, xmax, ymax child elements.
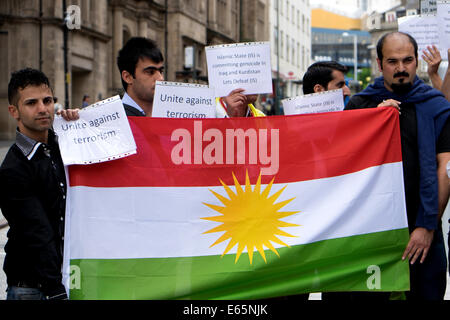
<box><xmin>64</xmin><ymin>107</ymin><xmax>410</xmax><ymax>300</ymax></box>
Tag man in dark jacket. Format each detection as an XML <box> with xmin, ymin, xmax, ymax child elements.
<box><xmin>0</xmin><ymin>68</ymin><xmax>76</xmax><ymax>300</ymax></box>
<box><xmin>346</xmin><ymin>32</ymin><xmax>450</xmax><ymax>300</ymax></box>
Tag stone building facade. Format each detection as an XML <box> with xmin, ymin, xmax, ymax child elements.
<box><xmin>0</xmin><ymin>0</ymin><xmax>269</xmax><ymax>139</ymax></box>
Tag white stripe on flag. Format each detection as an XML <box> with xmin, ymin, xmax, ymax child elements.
<box><xmin>69</xmin><ymin>162</ymin><xmax>407</xmax><ymax>259</ymax></box>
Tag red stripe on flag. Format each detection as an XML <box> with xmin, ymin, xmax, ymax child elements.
<box><xmin>68</xmin><ymin>107</ymin><xmax>402</xmax><ymax>187</ymax></box>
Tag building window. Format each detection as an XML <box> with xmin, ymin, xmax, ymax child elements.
<box><xmin>302</xmin><ymin>14</ymin><xmax>305</xmax><ymax>32</ymax></box>
<box><xmin>286</xmin><ymin>35</ymin><xmax>290</xmax><ymax>62</ymax></box>
<box><xmin>292</xmin><ymin>39</ymin><xmax>295</xmax><ymax>65</ymax></box>
<box><xmin>273</xmin><ymin>27</ymin><xmax>278</xmax><ymax>55</ymax></box>
<box><xmin>286</xmin><ymin>1</ymin><xmax>289</xmax><ymax>20</ymax></box>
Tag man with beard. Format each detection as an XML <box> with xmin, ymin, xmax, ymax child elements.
<box><xmin>345</xmin><ymin>32</ymin><xmax>450</xmax><ymax>300</ymax></box>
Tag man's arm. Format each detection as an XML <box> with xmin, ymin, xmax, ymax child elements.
<box><xmin>402</xmin><ymin>119</ymin><xmax>450</xmax><ymax>264</ymax></box>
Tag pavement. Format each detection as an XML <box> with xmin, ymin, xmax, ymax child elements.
<box><xmin>0</xmin><ymin>139</ymin><xmax>449</xmax><ymax>300</ymax></box>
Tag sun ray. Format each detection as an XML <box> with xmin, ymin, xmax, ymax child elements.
<box><xmin>276</xmin><ymin>221</ymin><xmax>300</xmax><ymax>228</ymax></box>
<box><xmin>260</xmin><ymin>177</ymin><xmax>275</xmax><ymax>198</ymax></box>
<box><xmin>267</xmin><ymin>185</ymin><xmax>288</xmax><ymax>204</ymax></box>
<box><xmin>277</xmin><ymin>211</ymin><xmax>301</xmax><ymax>219</ymax></box>
<box><xmin>248</xmin><ymin>245</ymin><xmax>254</xmax><ymax>264</ymax></box>
<box><xmin>202</xmin><ymin>172</ymin><xmax>301</xmax><ymax>264</ymax></box>
<box><xmin>202</xmin><ymin>224</ymin><xmax>229</xmax><ymax>234</ymax></box>
<box><xmin>208</xmin><ymin>189</ymin><xmax>231</xmax><ymax>206</ymax></box>
<box><xmin>274</xmin><ymin>229</ymin><xmax>297</xmax><ymax>238</ymax></box>
<box><xmin>235</xmin><ymin>243</ymin><xmax>246</xmax><ymax>263</ymax></box>
<box><xmin>201</xmin><ymin>215</ymin><xmax>227</xmax><ymax>223</ymax></box>
<box><xmin>254</xmin><ymin>173</ymin><xmax>262</xmax><ymax>195</ymax></box>
<box><xmin>220</xmin><ymin>179</ymin><xmax>237</xmax><ymax>200</ymax></box>
<box><xmin>256</xmin><ymin>244</ymin><xmax>267</xmax><ymax>263</ymax></box>
<box><xmin>209</xmin><ymin>231</ymin><xmax>232</xmax><ymax>248</ymax></box>
<box><xmin>264</xmin><ymin>241</ymin><xmax>280</xmax><ymax>257</ymax></box>
<box><xmin>245</xmin><ymin>170</ymin><xmax>252</xmax><ymax>193</ymax></box>
<box><xmin>272</xmin><ymin>197</ymin><xmax>296</xmax><ymax>211</ymax></box>
<box><xmin>202</xmin><ymin>203</ymin><xmax>226</xmax><ymax>215</ymax></box>
<box><xmin>232</xmin><ymin>172</ymin><xmax>244</xmax><ymax>195</ymax></box>
<box><xmin>222</xmin><ymin>238</ymin><xmax>239</xmax><ymax>256</ymax></box>
<box><xmin>269</xmin><ymin>236</ymin><xmax>290</xmax><ymax>248</ymax></box>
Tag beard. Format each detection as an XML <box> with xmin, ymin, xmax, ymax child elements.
<box><xmin>389</xmin><ymin>70</ymin><xmax>413</xmax><ymax>95</ymax></box>
<box><xmin>390</xmin><ymin>81</ymin><xmax>413</xmax><ymax>95</ymax></box>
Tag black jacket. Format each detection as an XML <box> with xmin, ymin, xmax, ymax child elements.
<box><xmin>0</xmin><ymin>130</ymin><xmax>67</xmax><ymax>296</ymax></box>
<box><xmin>123</xmin><ymin>103</ymin><xmax>145</xmax><ymax>117</ymax></box>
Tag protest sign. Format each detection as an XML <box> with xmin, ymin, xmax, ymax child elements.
<box><xmin>398</xmin><ymin>14</ymin><xmax>446</xmax><ymax>59</ymax></box>
<box><xmin>53</xmin><ymin>95</ymin><xmax>136</xmax><ymax>165</ymax></box>
<box><xmin>420</xmin><ymin>0</ymin><xmax>437</xmax><ymax>14</ymax></box>
<box><xmin>206</xmin><ymin>42</ymin><xmax>273</xmax><ymax>98</ymax></box>
<box><xmin>282</xmin><ymin>89</ymin><xmax>345</xmax><ymax>116</ymax></box>
<box><xmin>437</xmin><ymin>1</ymin><xmax>450</xmax><ymax>55</ymax></box>
<box><xmin>152</xmin><ymin>81</ymin><xmax>216</xmax><ymax>118</ymax></box>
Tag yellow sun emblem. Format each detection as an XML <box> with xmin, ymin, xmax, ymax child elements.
<box><xmin>201</xmin><ymin>171</ymin><xmax>300</xmax><ymax>264</ymax></box>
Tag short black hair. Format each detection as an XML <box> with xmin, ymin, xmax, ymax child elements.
<box><xmin>8</xmin><ymin>68</ymin><xmax>52</xmax><ymax>106</ymax></box>
<box><xmin>302</xmin><ymin>61</ymin><xmax>348</xmax><ymax>94</ymax></box>
<box><xmin>117</xmin><ymin>37</ymin><xmax>164</xmax><ymax>91</ymax></box>
<box><xmin>376</xmin><ymin>32</ymin><xmax>418</xmax><ymax>65</ymax></box>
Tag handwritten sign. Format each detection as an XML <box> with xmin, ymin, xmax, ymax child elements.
<box><xmin>281</xmin><ymin>89</ymin><xmax>345</xmax><ymax>116</ymax></box>
<box><xmin>398</xmin><ymin>14</ymin><xmax>446</xmax><ymax>59</ymax></box>
<box><xmin>53</xmin><ymin>95</ymin><xmax>136</xmax><ymax>165</ymax></box>
<box><xmin>152</xmin><ymin>81</ymin><xmax>216</xmax><ymax>118</ymax></box>
<box><xmin>206</xmin><ymin>42</ymin><xmax>273</xmax><ymax>98</ymax></box>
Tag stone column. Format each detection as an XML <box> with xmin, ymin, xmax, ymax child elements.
<box><xmin>139</xmin><ymin>18</ymin><xmax>147</xmax><ymax>38</ymax></box>
<box><xmin>113</xmin><ymin>6</ymin><xmax>123</xmax><ymax>90</ymax></box>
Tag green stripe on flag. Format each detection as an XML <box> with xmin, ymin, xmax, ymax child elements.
<box><xmin>69</xmin><ymin>228</ymin><xmax>410</xmax><ymax>300</ymax></box>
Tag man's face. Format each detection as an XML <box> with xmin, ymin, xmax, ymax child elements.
<box><xmin>8</xmin><ymin>84</ymin><xmax>54</xmax><ymax>141</ymax></box>
<box><xmin>326</xmin><ymin>70</ymin><xmax>351</xmax><ymax>99</ymax></box>
<box><xmin>377</xmin><ymin>34</ymin><xmax>417</xmax><ymax>94</ymax></box>
<box><xmin>125</xmin><ymin>57</ymin><xmax>164</xmax><ymax>105</ymax></box>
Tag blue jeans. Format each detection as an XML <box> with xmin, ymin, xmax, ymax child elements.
<box><xmin>6</xmin><ymin>286</ymin><xmax>46</xmax><ymax>300</ymax></box>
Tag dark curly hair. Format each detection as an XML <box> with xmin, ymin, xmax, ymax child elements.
<box><xmin>8</xmin><ymin>68</ymin><xmax>52</xmax><ymax>106</ymax></box>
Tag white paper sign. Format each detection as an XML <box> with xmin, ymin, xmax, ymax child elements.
<box><xmin>152</xmin><ymin>81</ymin><xmax>216</xmax><ymax>118</ymax></box>
<box><xmin>398</xmin><ymin>14</ymin><xmax>447</xmax><ymax>59</ymax></box>
<box><xmin>281</xmin><ymin>89</ymin><xmax>345</xmax><ymax>115</ymax></box>
<box><xmin>437</xmin><ymin>1</ymin><xmax>450</xmax><ymax>56</ymax></box>
<box><xmin>421</xmin><ymin>0</ymin><xmax>437</xmax><ymax>14</ymax></box>
<box><xmin>53</xmin><ymin>95</ymin><xmax>136</xmax><ymax>165</ymax></box>
<box><xmin>206</xmin><ymin>42</ymin><xmax>273</xmax><ymax>97</ymax></box>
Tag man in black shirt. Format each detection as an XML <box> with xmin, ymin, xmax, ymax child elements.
<box><xmin>346</xmin><ymin>32</ymin><xmax>450</xmax><ymax>300</ymax></box>
<box><xmin>0</xmin><ymin>68</ymin><xmax>77</xmax><ymax>300</ymax></box>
